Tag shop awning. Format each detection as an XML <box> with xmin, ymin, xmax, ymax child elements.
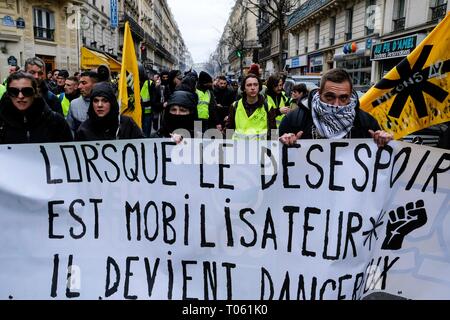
<box><xmin>80</xmin><ymin>47</ymin><xmax>121</xmax><ymax>72</ymax></box>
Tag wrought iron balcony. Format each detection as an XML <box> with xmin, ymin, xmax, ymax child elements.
<box><xmin>431</xmin><ymin>3</ymin><xmax>447</xmax><ymax>22</ymax></box>
<box><xmin>259</xmin><ymin>47</ymin><xmax>272</xmax><ymax>60</ymax></box>
<box><xmin>393</xmin><ymin>17</ymin><xmax>405</xmax><ymax>31</ymax></box>
<box><xmin>34</xmin><ymin>27</ymin><xmax>55</xmax><ymax>41</ymax></box>
<box><xmin>287</xmin><ymin>0</ymin><xmax>333</xmax><ymax>29</ymax></box>
<box><xmin>121</xmin><ymin>12</ymin><xmax>144</xmax><ymax>40</ymax></box>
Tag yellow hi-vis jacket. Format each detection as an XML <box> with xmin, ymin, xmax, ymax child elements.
<box><xmin>196</xmin><ymin>89</ymin><xmax>211</xmax><ymax>120</ymax></box>
<box><xmin>232</xmin><ymin>99</ymin><xmax>268</xmax><ymax>140</ymax></box>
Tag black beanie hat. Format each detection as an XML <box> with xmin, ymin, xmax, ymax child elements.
<box><xmin>198</xmin><ymin>71</ymin><xmax>213</xmax><ymax>85</ymax></box>
<box><xmin>88</xmin><ymin>82</ymin><xmax>119</xmax><ymax>118</ymax></box>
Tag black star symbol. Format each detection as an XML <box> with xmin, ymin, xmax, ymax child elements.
<box><xmin>363</xmin><ymin>210</ymin><xmax>386</xmax><ymax>251</ymax></box>
<box><xmin>371</xmin><ymin>45</ymin><xmax>450</xmax><ymax>120</ymax></box>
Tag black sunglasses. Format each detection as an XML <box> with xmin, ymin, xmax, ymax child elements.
<box><xmin>7</xmin><ymin>87</ymin><xmax>35</xmax><ymax>97</ymax></box>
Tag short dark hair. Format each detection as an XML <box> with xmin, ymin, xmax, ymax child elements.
<box><xmin>217</xmin><ymin>75</ymin><xmax>227</xmax><ymax>81</ymax></box>
<box><xmin>241</xmin><ymin>73</ymin><xmax>262</xmax><ymax>93</ymax></box>
<box><xmin>6</xmin><ymin>71</ymin><xmax>39</xmax><ymax>96</ymax></box>
<box><xmin>66</xmin><ymin>76</ymin><xmax>79</xmax><ymax>83</ymax></box>
<box><xmin>320</xmin><ymin>68</ymin><xmax>353</xmax><ymax>93</ymax></box>
<box><xmin>292</xmin><ymin>83</ymin><xmax>308</xmax><ymax>96</ymax></box>
<box><xmin>80</xmin><ymin>71</ymin><xmax>99</xmax><ymax>82</ymax></box>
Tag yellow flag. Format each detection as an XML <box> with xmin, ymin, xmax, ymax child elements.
<box><xmin>118</xmin><ymin>21</ymin><xmax>142</xmax><ymax>128</ymax></box>
<box><xmin>360</xmin><ymin>12</ymin><xmax>450</xmax><ymax>140</ymax></box>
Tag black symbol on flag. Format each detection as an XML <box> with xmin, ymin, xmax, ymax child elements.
<box><xmin>372</xmin><ymin>45</ymin><xmax>450</xmax><ymax>118</ymax></box>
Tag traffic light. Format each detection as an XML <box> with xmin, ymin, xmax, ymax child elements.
<box><xmin>236</xmin><ymin>50</ymin><xmax>242</xmax><ymax>58</ymax></box>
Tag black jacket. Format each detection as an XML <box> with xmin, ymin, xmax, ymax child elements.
<box><xmin>0</xmin><ymin>95</ymin><xmax>73</xmax><ymax>144</ymax></box>
<box><xmin>76</xmin><ymin>115</ymin><xmax>145</xmax><ymax>141</ymax></box>
<box><xmin>40</xmin><ymin>81</ymin><xmax>63</xmax><ymax>116</ymax></box>
<box><xmin>279</xmin><ymin>90</ymin><xmax>380</xmax><ymax>139</ymax></box>
<box><xmin>75</xmin><ymin>82</ymin><xmax>144</xmax><ymax>141</ymax></box>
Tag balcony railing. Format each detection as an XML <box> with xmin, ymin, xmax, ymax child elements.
<box><xmin>121</xmin><ymin>12</ymin><xmax>144</xmax><ymax>40</ymax></box>
<box><xmin>34</xmin><ymin>26</ymin><xmax>55</xmax><ymax>41</ymax></box>
<box><xmin>259</xmin><ymin>47</ymin><xmax>272</xmax><ymax>60</ymax></box>
<box><xmin>393</xmin><ymin>17</ymin><xmax>405</xmax><ymax>31</ymax></box>
<box><xmin>345</xmin><ymin>32</ymin><xmax>352</xmax><ymax>41</ymax></box>
<box><xmin>431</xmin><ymin>3</ymin><xmax>447</xmax><ymax>22</ymax></box>
<box><xmin>287</xmin><ymin>0</ymin><xmax>332</xmax><ymax>29</ymax></box>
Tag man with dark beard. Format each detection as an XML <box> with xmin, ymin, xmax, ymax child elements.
<box><xmin>213</xmin><ymin>75</ymin><xmax>236</xmax><ymax>128</ymax></box>
<box><xmin>279</xmin><ymin>68</ymin><xmax>393</xmax><ymax>148</ymax></box>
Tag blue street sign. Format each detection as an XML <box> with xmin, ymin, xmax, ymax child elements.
<box><xmin>110</xmin><ymin>0</ymin><xmax>118</xmax><ymax>28</ymax></box>
<box><xmin>2</xmin><ymin>15</ymin><xmax>15</xmax><ymax>27</ymax></box>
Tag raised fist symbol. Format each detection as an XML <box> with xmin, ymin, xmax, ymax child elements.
<box><xmin>382</xmin><ymin>200</ymin><xmax>428</xmax><ymax>250</ymax></box>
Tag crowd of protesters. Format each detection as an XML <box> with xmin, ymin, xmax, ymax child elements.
<box><xmin>0</xmin><ymin>57</ymin><xmax>448</xmax><ymax>149</ymax></box>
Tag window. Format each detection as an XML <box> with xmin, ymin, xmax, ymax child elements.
<box><xmin>304</xmin><ymin>29</ymin><xmax>309</xmax><ymax>53</ymax></box>
<box><xmin>393</xmin><ymin>0</ymin><xmax>406</xmax><ymax>30</ymax></box>
<box><xmin>315</xmin><ymin>24</ymin><xmax>320</xmax><ymax>50</ymax></box>
<box><xmin>430</xmin><ymin>0</ymin><xmax>448</xmax><ymax>21</ymax></box>
<box><xmin>329</xmin><ymin>17</ymin><xmax>336</xmax><ymax>45</ymax></box>
<box><xmin>365</xmin><ymin>0</ymin><xmax>377</xmax><ymax>35</ymax></box>
<box><xmin>33</xmin><ymin>8</ymin><xmax>55</xmax><ymax>41</ymax></box>
<box><xmin>345</xmin><ymin>7</ymin><xmax>353</xmax><ymax>41</ymax></box>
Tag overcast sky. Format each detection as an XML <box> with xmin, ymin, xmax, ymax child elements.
<box><xmin>167</xmin><ymin>0</ymin><xmax>235</xmax><ymax>64</ymax></box>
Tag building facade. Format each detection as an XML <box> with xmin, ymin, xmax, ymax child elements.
<box><xmin>287</xmin><ymin>0</ymin><xmax>448</xmax><ymax>92</ymax></box>
<box><xmin>0</xmin><ymin>0</ymin><xmax>191</xmax><ymax>80</ymax></box>
<box><xmin>0</xmin><ymin>0</ymin><xmax>82</xmax><ymax>79</ymax></box>
<box><xmin>214</xmin><ymin>0</ymin><xmax>259</xmax><ymax>78</ymax></box>
<box><xmin>119</xmin><ymin>0</ymin><xmax>190</xmax><ymax>73</ymax></box>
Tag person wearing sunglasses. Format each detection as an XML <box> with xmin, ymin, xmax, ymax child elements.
<box><xmin>0</xmin><ymin>71</ymin><xmax>73</xmax><ymax>144</ymax></box>
<box><xmin>279</xmin><ymin>68</ymin><xmax>393</xmax><ymax>148</ymax></box>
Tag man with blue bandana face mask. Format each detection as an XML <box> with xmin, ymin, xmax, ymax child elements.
<box><xmin>279</xmin><ymin>68</ymin><xmax>393</xmax><ymax>148</ymax></box>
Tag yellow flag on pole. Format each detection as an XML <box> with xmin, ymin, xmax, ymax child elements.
<box><xmin>118</xmin><ymin>21</ymin><xmax>142</xmax><ymax>128</ymax></box>
<box><xmin>360</xmin><ymin>12</ymin><xmax>450</xmax><ymax>140</ymax></box>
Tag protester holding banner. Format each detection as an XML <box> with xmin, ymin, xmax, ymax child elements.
<box><xmin>279</xmin><ymin>68</ymin><xmax>393</xmax><ymax>148</ymax></box>
<box><xmin>75</xmin><ymin>82</ymin><xmax>144</xmax><ymax>141</ymax></box>
<box><xmin>0</xmin><ymin>71</ymin><xmax>72</xmax><ymax>144</ymax></box>
<box><xmin>151</xmin><ymin>89</ymin><xmax>199</xmax><ymax>144</ymax></box>
<box><xmin>226</xmin><ymin>73</ymin><xmax>278</xmax><ymax>140</ymax></box>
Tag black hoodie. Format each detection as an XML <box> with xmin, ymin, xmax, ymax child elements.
<box><xmin>152</xmin><ymin>90</ymin><xmax>198</xmax><ymax>138</ymax></box>
<box><xmin>75</xmin><ymin>82</ymin><xmax>144</xmax><ymax>141</ymax></box>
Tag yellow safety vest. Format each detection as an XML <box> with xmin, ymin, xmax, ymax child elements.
<box><xmin>196</xmin><ymin>89</ymin><xmax>210</xmax><ymax>120</ymax></box>
<box><xmin>58</xmin><ymin>93</ymin><xmax>70</xmax><ymax>118</ymax></box>
<box><xmin>266</xmin><ymin>93</ymin><xmax>288</xmax><ymax>128</ymax></box>
<box><xmin>140</xmin><ymin>80</ymin><xmax>152</xmax><ymax>114</ymax></box>
<box><xmin>232</xmin><ymin>99</ymin><xmax>268</xmax><ymax>140</ymax></box>
<box><xmin>0</xmin><ymin>84</ymin><xmax>5</xmax><ymax>99</ymax></box>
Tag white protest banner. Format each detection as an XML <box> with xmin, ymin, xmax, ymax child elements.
<box><xmin>0</xmin><ymin>139</ymin><xmax>448</xmax><ymax>300</ymax></box>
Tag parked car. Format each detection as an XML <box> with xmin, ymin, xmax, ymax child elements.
<box><xmin>284</xmin><ymin>75</ymin><xmax>321</xmax><ymax>96</ymax></box>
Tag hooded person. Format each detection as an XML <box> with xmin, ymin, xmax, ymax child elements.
<box><xmin>151</xmin><ymin>90</ymin><xmax>199</xmax><ymax>142</ymax></box>
<box><xmin>75</xmin><ymin>82</ymin><xmax>144</xmax><ymax>141</ymax></box>
<box><xmin>165</xmin><ymin>69</ymin><xmax>183</xmax><ymax>102</ymax></box>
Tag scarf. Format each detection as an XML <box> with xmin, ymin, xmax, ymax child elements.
<box><xmin>311</xmin><ymin>92</ymin><xmax>357</xmax><ymax>139</ymax></box>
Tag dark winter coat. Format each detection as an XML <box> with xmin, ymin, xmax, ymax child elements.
<box><xmin>75</xmin><ymin>82</ymin><xmax>144</xmax><ymax>141</ymax></box>
<box><xmin>279</xmin><ymin>89</ymin><xmax>381</xmax><ymax>139</ymax></box>
<box><xmin>0</xmin><ymin>95</ymin><xmax>73</xmax><ymax>144</ymax></box>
